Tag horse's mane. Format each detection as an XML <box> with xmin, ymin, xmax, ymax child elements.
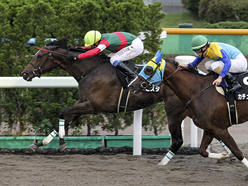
<box><xmin>47</xmin><ymin>37</ymin><xmax>109</xmax><ymax>60</ymax></box>
<box><xmin>47</xmin><ymin>37</ymin><xmax>68</xmax><ymax>49</ymax></box>
<box><xmin>165</xmin><ymin>58</ymin><xmax>208</xmax><ymax>77</ymax></box>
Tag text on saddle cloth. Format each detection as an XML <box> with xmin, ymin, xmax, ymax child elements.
<box><xmin>217</xmin><ymin>71</ymin><xmax>248</xmax><ymax>100</ymax></box>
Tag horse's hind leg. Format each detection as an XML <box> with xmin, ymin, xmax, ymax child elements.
<box><xmin>214</xmin><ymin>128</ymin><xmax>248</xmax><ymax>168</ymax></box>
<box><xmin>199</xmin><ymin>130</ymin><xmax>231</xmax><ymax>159</ymax></box>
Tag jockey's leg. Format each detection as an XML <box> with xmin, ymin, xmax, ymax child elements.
<box><xmin>110</xmin><ymin>38</ymin><xmax>144</xmax><ymax>86</ymax></box>
<box><xmin>225</xmin><ymin>73</ymin><xmax>241</xmax><ymax>92</ymax></box>
<box><xmin>114</xmin><ymin>60</ymin><xmax>137</xmax><ymax>83</ymax></box>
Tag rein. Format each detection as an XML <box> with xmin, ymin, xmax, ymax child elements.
<box><xmin>185</xmin><ymin>84</ymin><xmax>214</xmax><ymax>108</ymax></box>
<box><xmin>145</xmin><ymin>66</ymin><xmax>181</xmax><ymax>86</ymax></box>
<box><xmin>164</xmin><ymin>67</ymin><xmax>181</xmax><ymax>81</ymax></box>
<box><xmin>144</xmin><ymin>64</ymin><xmax>215</xmax><ymax>108</ymax></box>
<box><xmin>163</xmin><ymin>66</ymin><xmax>215</xmax><ymax>108</ymax></box>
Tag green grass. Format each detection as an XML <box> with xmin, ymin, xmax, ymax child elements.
<box><xmin>160</xmin><ymin>12</ymin><xmax>209</xmax><ymax>28</ymax></box>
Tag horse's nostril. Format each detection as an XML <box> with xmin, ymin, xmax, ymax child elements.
<box><xmin>141</xmin><ymin>82</ymin><xmax>147</xmax><ymax>88</ymax></box>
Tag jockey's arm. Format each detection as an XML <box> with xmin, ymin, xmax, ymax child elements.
<box><xmin>219</xmin><ymin>49</ymin><xmax>231</xmax><ymax>78</ymax></box>
<box><xmin>78</xmin><ymin>39</ymin><xmax>109</xmax><ymax>59</ymax></box>
<box><xmin>190</xmin><ymin>56</ymin><xmax>204</xmax><ymax>67</ymax></box>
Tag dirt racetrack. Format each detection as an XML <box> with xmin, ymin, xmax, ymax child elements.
<box><xmin>0</xmin><ymin>141</ymin><xmax>248</xmax><ymax>186</ymax></box>
<box><xmin>1</xmin><ymin>54</ymin><xmax>248</xmax><ymax>186</ymax></box>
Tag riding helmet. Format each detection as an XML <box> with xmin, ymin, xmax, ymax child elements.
<box><xmin>191</xmin><ymin>35</ymin><xmax>209</xmax><ymax>50</ymax></box>
<box><xmin>84</xmin><ymin>30</ymin><xmax>102</xmax><ymax>46</ymax></box>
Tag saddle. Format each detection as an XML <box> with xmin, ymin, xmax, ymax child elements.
<box><xmin>215</xmin><ymin>70</ymin><xmax>248</xmax><ymax>125</ymax></box>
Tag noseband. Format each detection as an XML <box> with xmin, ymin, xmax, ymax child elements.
<box><xmin>29</xmin><ymin>47</ymin><xmax>68</xmax><ymax>78</ymax></box>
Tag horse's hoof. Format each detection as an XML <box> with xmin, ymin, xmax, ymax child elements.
<box><xmin>157</xmin><ymin>162</ymin><xmax>164</xmax><ymax>166</ymax></box>
<box><xmin>59</xmin><ymin>142</ymin><xmax>67</xmax><ymax>152</ymax></box>
<box><xmin>29</xmin><ymin>143</ymin><xmax>38</xmax><ymax>151</ymax></box>
<box><xmin>157</xmin><ymin>161</ymin><xmax>166</xmax><ymax>166</ymax></box>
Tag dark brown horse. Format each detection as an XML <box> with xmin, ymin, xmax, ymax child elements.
<box><xmin>21</xmin><ymin>38</ymin><xmax>191</xmax><ymax>156</ymax></box>
<box><xmin>129</xmin><ymin>52</ymin><xmax>248</xmax><ymax>168</ymax></box>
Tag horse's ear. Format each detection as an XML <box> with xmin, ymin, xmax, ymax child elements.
<box><xmin>155</xmin><ymin>50</ymin><xmax>163</xmax><ymax>64</ymax></box>
<box><xmin>155</xmin><ymin>50</ymin><xmax>160</xmax><ymax>58</ymax></box>
<box><xmin>58</xmin><ymin>38</ymin><xmax>68</xmax><ymax>49</ymax></box>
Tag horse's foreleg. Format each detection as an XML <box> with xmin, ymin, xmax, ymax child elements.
<box><xmin>29</xmin><ymin>130</ymin><xmax>58</xmax><ymax>150</ymax></box>
<box><xmin>59</xmin><ymin>119</ymin><xmax>65</xmax><ymax>138</ymax></box>
<box><xmin>58</xmin><ymin>100</ymin><xmax>95</xmax><ymax>151</ymax></box>
<box><xmin>57</xmin><ymin>119</ymin><xmax>67</xmax><ymax>152</ymax></box>
<box><xmin>158</xmin><ymin>117</ymin><xmax>184</xmax><ymax>165</ymax></box>
<box><xmin>158</xmin><ymin>151</ymin><xmax>175</xmax><ymax>165</ymax></box>
<box><xmin>29</xmin><ymin>99</ymin><xmax>88</xmax><ymax>151</ymax></box>
<box><xmin>58</xmin><ymin>114</ymin><xmax>81</xmax><ymax>152</ymax></box>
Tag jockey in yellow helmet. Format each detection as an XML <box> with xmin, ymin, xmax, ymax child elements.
<box><xmin>70</xmin><ymin>30</ymin><xmax>144</xmax><ymax>85</ymax></box>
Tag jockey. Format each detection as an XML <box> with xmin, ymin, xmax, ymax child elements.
<box><xmin>70</xmin><ymin>30</ymin><xmax>144</xmax><ymax>84</ymax></box>
<box><xmin>179</xmin><ymin>35</ymin><xmax>247</xmax><ymax>92</ymax></box>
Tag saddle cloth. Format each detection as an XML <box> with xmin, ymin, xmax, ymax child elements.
<box><xmin>215</xmin><ymin>70</ymin><xmax>248</xmax><ymax>125</ymax></box>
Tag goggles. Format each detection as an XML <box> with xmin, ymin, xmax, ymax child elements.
<box><xmin>193</xmin><ymin>47</ymin><xmax>205</xmax><ymax>57</ymax></box>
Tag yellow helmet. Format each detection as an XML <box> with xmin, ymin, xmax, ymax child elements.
<box><xmin>84</xmin><ymin>30</ymin><xmax>101</xmax><ymax>46</ymax></box>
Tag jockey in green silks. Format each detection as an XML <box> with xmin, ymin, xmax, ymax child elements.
<box><xmin>70</xmin><ymin>30</ymin><xmax>144</xmax><ymax>85</ymax></box>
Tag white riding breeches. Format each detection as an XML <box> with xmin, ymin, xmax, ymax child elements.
<box><xmin>109</xmin><ymin>37</ymin><xmax>144</xmax><ymax>65</ymax></box>
<box><xmin>205</xmin><ymin>53</ymin><xmax>247</xmax><ymax>73</ymax></box>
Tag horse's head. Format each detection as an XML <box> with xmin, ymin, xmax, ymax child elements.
<box><xmin>129</xmin><ymin>50</ymin><xmax>165</xmax><ymax>94</ymax></box>
<box><xmin>21</xmin><ymin>38</ymin><xmax>68</xmax><ymax>81</ymax></box>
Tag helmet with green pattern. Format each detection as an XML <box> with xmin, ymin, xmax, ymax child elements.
<box><xmin>191</xmin><ymin>35</ymin><xmax>209</xmax><ymax>57</ymax></box>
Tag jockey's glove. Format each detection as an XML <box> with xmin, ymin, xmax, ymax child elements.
<box><xmin>69</xmin><ymin>56</ymin><xmax>79</xmax><ymax>61</ymax></box>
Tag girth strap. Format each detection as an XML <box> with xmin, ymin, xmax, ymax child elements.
<box><xmin>117</xmin><ymin>87</ymin><xmax>130</xmax><ymax>113</ymax></box>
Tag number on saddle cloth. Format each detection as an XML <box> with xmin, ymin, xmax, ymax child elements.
<box><xmin>233</xmin><ymin>71</ymin><xmax>248</xmax><ymax>100</ymax></box>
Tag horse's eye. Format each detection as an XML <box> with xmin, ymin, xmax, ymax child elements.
<box><xmin>144</xmin><ymin>66</ymin><xmax>153</xmax><ymax>75</ymax></box>
<box><xmin>37</xmin><ymin>54</ymin><xmax>42</xmax><ymax>58</ymax></box>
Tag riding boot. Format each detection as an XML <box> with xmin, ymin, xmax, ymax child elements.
<box><xmin>225</xmin><ymin>73</ymin><xmax>242</xmax><ymax>92</ymax></box>
<box><xmin>116</xmin><ymin>61</ymin><xmax>137</xmax><ymax>83</ymax></box>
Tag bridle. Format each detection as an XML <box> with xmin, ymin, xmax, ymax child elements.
<box><xmin>28</xmin><ymin>45</ymin><xmax>102</xmax><ymax>81</ymax></box>
<box><xmin>29</xmin><ymin>46</ymin><xmax>69</xmax><ymax>78</ymax></box>
<box><xmin>139</xmin><ymin>59</ymin><xmax>163</xmax><ymax>90</ymax></box>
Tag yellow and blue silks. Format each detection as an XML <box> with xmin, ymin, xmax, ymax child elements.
<box><xmin>139</xmin><ymin>50</ymin><xmax>166</xmax><ymax>86</ymax></box>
